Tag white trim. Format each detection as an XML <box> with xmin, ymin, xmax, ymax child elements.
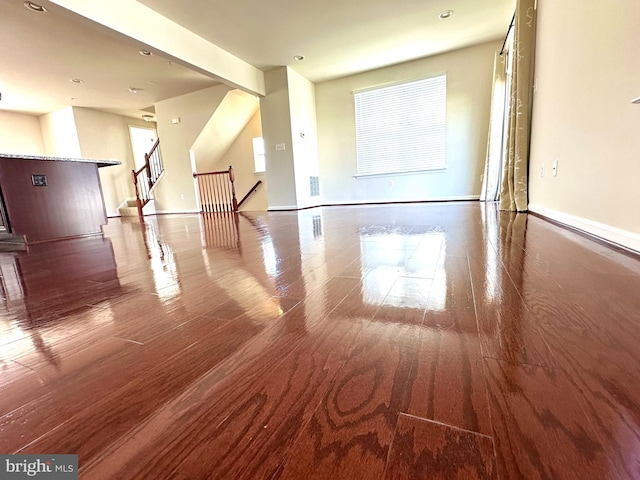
<box><xmin>154</xmin><ymin>209</ymin><xmax>201</xmax><ymax>215</ymax></box>
<box><xmin>322</xmin><ymin>196</ymin><xmax>480</xmax><ymax>207</ymax></box>
<box><xmin>528</xmin><ymin>204</ymin><xmax>640</xmax><ymax>253</ymax></box>
<box><xmin>268</xmin><ymin>205</ymin><xmax>299</xmax><ymax>211</ymax></box>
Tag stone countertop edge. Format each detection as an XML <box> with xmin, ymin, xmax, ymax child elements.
<box><xmin>0</xmin><ymin>153</ymin><xmax>121</xmax><ymax>168</ymax></box>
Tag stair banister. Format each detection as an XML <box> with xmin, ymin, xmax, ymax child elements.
<box><xmin>131</xmin><ymin>138</ymin><xmax>164</xmax><ymax>219</ymax></box>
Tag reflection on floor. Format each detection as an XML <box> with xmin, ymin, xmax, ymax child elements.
<box><xmin>1</xmin><ymin>202</ymin><xmax>639</xmax><ymax>479</ymax></box>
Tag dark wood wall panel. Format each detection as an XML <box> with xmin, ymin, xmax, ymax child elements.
<box><xmin>0</xmin><ymin>157</ymin><xmax>107</xmax><ymax>243</ymax></box>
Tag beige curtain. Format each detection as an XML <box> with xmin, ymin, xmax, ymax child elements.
<box><xmin>481</xmin><ymin>52</ymin><xmax>508</xmax><ymax>202</ymax></box>
<box><xmin>499</xmin><ymin>0</ymin><xmax>537</xmax><ymax>212</ymax></box>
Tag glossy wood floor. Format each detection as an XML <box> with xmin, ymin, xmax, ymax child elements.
<box><xmin>1</xmin><ymin>202</ymin><xmax>639</xmax><ymax>479</ymax></box>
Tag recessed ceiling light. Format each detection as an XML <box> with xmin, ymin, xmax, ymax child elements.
<box><xmin>70</xmin><ymin>78</ymin><xmax>84</xmax><ymax>84</ymax></box>
<box><xmin>24</xmin><ymin>1</ymin><xmax>46</xmax><ymax>12</ymax></box>
<box><xmin>129</xmin><ymin>87</ymin><xmax>143</xmax><ymax>94</ymax></box>
<box><xmin>139</xmin><ymin>49</ymin><xmax>152</xmax><ymax>56</ymax></box>
<box><xmin>293</xmin><ymin>55</ymin><xmax>305</xmax><ymax>61</ymax></box>
<box><xmin>439</xmin><ymin>10</ymin><xmax>454</xmax><ymax>19</ymax></box>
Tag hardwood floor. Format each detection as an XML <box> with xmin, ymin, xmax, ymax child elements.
<box><xmin>1</xmin><ymin>202</ymin><xmax>639</xmax><ymax>479</ymax></box>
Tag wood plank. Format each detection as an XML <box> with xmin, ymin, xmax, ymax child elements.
<box><xmin>80</xmin><ymin>277</ymin><xmax>362</xmax><ymax>478</ymax></box>
<box><xmin>540</xmin><ymin>322</ymin><xmax>640</xmax><ymax>479</ymax></box>
<box><xmin>468</xmin><ymin>254</ymin><xmax>557</xmax><ymax>368</ymax></box>
<box><xmin>274</xmin><ymin>321</ymin><xmax>423</xmax><ymax>480</ymax></box>
<box><xmin>484</xmin><ymin>358</ymin><xmax>612</xmax><ymax>479</ymax></box>
<box><xmin>383</xmin><ymin>414</ymin><xmax>496</xmax><ymax>480</ymax></box>
<box><xmin>406</xmin><ymin>328</ymin><xmax>491</xmax><ymax>436</ymax></box>
<box><xmin>15</xmin><ymin>316</ymin><xmax>262</xmax><ymax>458</ymax></box>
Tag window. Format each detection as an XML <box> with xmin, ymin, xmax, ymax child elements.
<box><xmin>252</xmin><ymin>137</ymin><xmax>266</xmax><ymax>173</ymax></box>
<box><xmin>354</xmin><ymin>75</ymin><xmax>446</xmax><ymax>177</ymax></box>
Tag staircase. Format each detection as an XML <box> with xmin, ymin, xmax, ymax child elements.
<box><xmin>118</xmin><ymin>198</ymin><xmax>156</xmax><ymax>217</ymax></box>
<box><xmin>131</xmin><ymin>138</ymin><xmax>164</xmax><ymax>219</ymax></box>
<box><xmin>193</xmin><ymin>166</ymin><xmax>263</xmax><ymax>213</ymax></box>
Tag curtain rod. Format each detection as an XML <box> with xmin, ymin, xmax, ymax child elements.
<box><xmin>499</xmin><ymin>12</ymin><xmax>516</xmax><ymax>56</ymax></box>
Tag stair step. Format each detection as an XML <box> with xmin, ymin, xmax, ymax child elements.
<box><xmin>118</xmin><ymin>199</ymin><xmax>155</xmax><ymax>217</ymax></box>
<box><xmin>118</xmin><ymin>206</ymin><xmax>139</xmax><ymax>217</ymax></box>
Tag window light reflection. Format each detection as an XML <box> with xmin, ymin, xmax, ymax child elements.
<box><xmin>262</xmin><ymin>238</ymin><xmax>278</xmax><ymax>277</ymax></box>
<box><xmin>360</xmin><ymin>232</ymin><xmax>447</xmax><ymax>311</ymax></box>
<box><xmin>144</xmin><ymin>224</ymin><xmax>180</xmax><ymax>302</ymax></box>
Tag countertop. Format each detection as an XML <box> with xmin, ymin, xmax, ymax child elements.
<box><xmin>0</xmin><ymin>153</ymin><xmax>121</xmax><ymax>168</ymax></box>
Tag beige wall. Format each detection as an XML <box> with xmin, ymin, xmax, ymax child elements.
<box><xmin>73</xmin><ymin>107</ymin><xmax>151</xmax><ymax>217</ymax></box>
<box><xmin>154</xmin><ymin>84</ymin><xmax>233</xmax><ymax>213</ymax></box>
<box><xmin>529</xmin><ymin>0</ymin><xmax>640</xmax><ymax>237</ymax></box>
<box><xmin>0</xmin><ymin>111</ymin><xmax>45</xmax><ymax>155</ymax></box>
<box><xmin>39</xmin><ymin>107</ymin><xmax>82</xmax><ymax>158</ymax></box>
<box><xmin>192</xmin><ymin>90</ymin><xmax>259</xmax><ymax>171</ymax></box>
<box><xmin>218</xmin><ymin>110</ymin><xmax>268</xmax><ymax>211</ymax></box>
<box><xmin>316</xmin><ymin>40</ymin><xmax>499</xmax><ymax>204</ymax></box>
<box><xmin>261</xmin><ymin>67</ymin><xmax>298</xmax><ymax>209</ymax></box>
<box><xmin>288</xmin><ymin>68</ymin><xmax>321</xmax><ymax>209</ymax></box>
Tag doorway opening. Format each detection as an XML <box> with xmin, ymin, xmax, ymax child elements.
<box><xmin>129</xmin><ymin>125</ymin><xmax>158</xmax><ymax>171</ymax></box>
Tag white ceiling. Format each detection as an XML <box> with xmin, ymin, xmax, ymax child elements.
<box><xmin>138</xmin><ymin>0</ymin><xmax>515</xmax><ymax>83</ymax></box>
<box><xmin>0</xmin><ymin>0</ymin><xmax>514</xmax><ymax>118</ymax></box>
<box><xmin>0</xmin><ymin>0</ymin><xmax>220</xmax><ymax>117</ymax></box>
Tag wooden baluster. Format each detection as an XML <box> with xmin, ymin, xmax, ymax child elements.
<box><xmin>223</xmin><ymin>174</ymin><xmax>230</xmax><ymax>212</ymax></box>
<box><xmin>132</xmin><ymin>170</ymin><xmax>143</xmax><ymax>218</ymax></box>
<box><xmin>229</xmin><ymin>166</ymin><xmax>238</xmax><ymax>211</ymax></box>
<box><xmin>145</xmin><ymin>152</ymin><xmax>153</xmax><ymax>189</ymax></box>
<box><xmin>213</xmin><ymin>176</ymin><xmax>220</xmax><ymax>213</ymax></box>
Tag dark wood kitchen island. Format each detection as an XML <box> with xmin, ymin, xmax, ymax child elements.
<box><xmin>0</xmin><ymin>153</ymin><xmax>120</xmax><ymax>243</ymax></box>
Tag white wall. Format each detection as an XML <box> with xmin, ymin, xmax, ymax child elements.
<box><xmin>529</xmin><ymin>0</ymin><xmax>640</xmax><ymax>244</ymax></box>
<box><xmin>154</xmin><ymin>84</ymin><xmax>233</xmax><ymax>213</ymax></box>
<box><xmin>316</xmin><ymin>40</ymin><xmax>499</xmax><ymax>205</ymax></box>
<box><xmin>0</xmin><ymin>111</ymin><xmax>45</xmax><ymax>155</ymax></box>
<box><xmin>288</xmin><ymin>68</ymin><xmax>321</xmax><ymax>209</ymax></box>
<box><xmin>39</xmin><ymin>107</ymin><xmax>82</xmax><ymax>158</ymax></box>
<box><xmin>73</xmin><ymin>107</ymin><xmax>150</xmax><ymax>216</ymax></box>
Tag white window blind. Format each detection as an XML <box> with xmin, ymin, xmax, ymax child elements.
<box><xmin>354</xmin><ymin>75</ymin><xmax>446</xmax><ymax>177</ymax></box>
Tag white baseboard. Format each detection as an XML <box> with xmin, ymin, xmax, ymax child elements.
<box><xmin>154</xmin><ymin>209</ymin><xmax>201</xmax><ymax>215</ymax></box>
<box><xmin>528</xmin><ymin>203</ymin><xmax>640</xmax><ymax>253</ymax></box>
<box><xmin>321</xmin><ymin>195</ymin><xmax>480</xmax><ymax>207</ymax></box>
<box><xmin>267</xmin><ymin>205</ymin><xmax>299</xmax><ymax>211</ymax></box>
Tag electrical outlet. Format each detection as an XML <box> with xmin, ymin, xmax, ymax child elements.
<box><xmin>389</xmin><ymin>180</ymin><xmax>394</xmax><ymax>187</ymax></box>
<box><xmin>552</xmin><ymin>159</ymin><xmax>558</xmax><ymax>177</ymax></box>
<box><xmin>540</xmin><ymin>163</ymin><xmax>544</xmax><ymax>177</ymax></box>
